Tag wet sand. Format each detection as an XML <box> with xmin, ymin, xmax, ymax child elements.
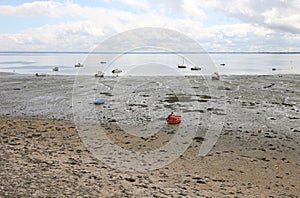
<box><xmin>0</xmin><ymin>73</ymin><xmax>299</xmax><ymax>197</ymax></box>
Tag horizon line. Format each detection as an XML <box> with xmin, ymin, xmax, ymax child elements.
<box><xmin>0</xmin><ymin>51</ymin><xmax>299</xmax><ymax>54</ymax></box>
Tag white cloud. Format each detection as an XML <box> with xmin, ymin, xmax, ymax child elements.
<box><xmin>203</xmin><ymin>0</ymin><xmax>300</xmax><ymax>34</ymax></box>
<box><xmin>0</xmin><ymin>1</ymin><xmax>69</xmax><ymax>18</ymax></box>
<box><xmin>115</xmin><ymin>0</ymin><xmax>151</xmax><ymax>11</ymax></box>
<box><xmin>0</xmin><ymin>1</ymin><xmax>205</xmax><ymax>51</ymax></box>
<box><xmin>149</xmin><ymin>0</ymin><xmax>182</xmax><ymax>15</ymax></box>
<box><xmin>0</xmin><ymin>1</ymin><xmax>299</xmax><ymax>51</ymax></box>
<box><xmin>182</xmin><ymin>0</ymin><xmax>206</xmax><ymax>20</ymax></box>
<box><xmin>262</xmin><ymin>6</ymin><xmax>300</xmax><ymax>33</ymax></box>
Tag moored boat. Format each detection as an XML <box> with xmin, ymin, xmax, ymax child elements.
<box><xmin>166</xmin><ymin>115</ymin><xmax>182</xmax><ymax>124</ymax></box>
<box><xmin>35</xmin><ymin>73</ymin><xmax>46</xmax><ymax>77</ymax></box>
<box><xmin>75</xmin><ymin>63</ymin><xmax>84</xmax><ymax>67</ymax></box>
<box><xmin>94</xmin><ymin>99</ymin><xmax>105</xmax><ymax>105</ymax></box>
<box><xmin>178</xmin><ymin>57</ymin><xmax>187</xmax><ymax>69</ymax></box>
<box><xmin>211</xmin><ymin>72</ymin><xmax>220</xmax><ymax>80</ymax></box>
<box><xmin>191</xmin><ymin>66</ymin><xmax>201</xmax><ymax>71</ymax></box>
<box><xmin>95</xmin><ymin>71</ymin><xmax>104</xmax><ymax>77</ymax></box>
<box><xmin>112</xmin><ymin>68</ymin><xmax>122</xmax><ymax>76</ymax></box>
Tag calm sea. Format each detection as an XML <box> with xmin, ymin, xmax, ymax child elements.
<box><xmin>0</xmin><ymin>52</ymin><xmax>299</xmax><ymax>76</ymax></box>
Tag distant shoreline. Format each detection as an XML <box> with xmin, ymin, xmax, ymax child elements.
<box><xmin>1</xmin><ymin>51</ymin><xmax>300</xmax><ymax>55</ymax></box>
<box><xmin>1</xmin><ymin>71</ymin><xmax>300</xmax><ymax>77</ymax></box>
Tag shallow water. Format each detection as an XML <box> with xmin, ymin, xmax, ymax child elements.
<box><xmin>0</xmin><ymin>52</ymin><xmax>299</xmax><ymax>75</ymax></box>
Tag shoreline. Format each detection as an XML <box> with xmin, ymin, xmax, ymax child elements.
<box><xmin>1</xmin><ymin>50</ymin><xmax>300</xmax><ymax>54</ymax></box>
<box><xmin>1</xmin><ymin>71</ymin><xmax>300</xmax><ymax>77</ymax></box>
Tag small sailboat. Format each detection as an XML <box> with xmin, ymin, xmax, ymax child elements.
<box><xmin>178</xmin><ymin>57</ymin><xmax>187</xmax><ymax>69</ymax></box>
<box><xmin>95</xmin><ymin>71</ymin><xmax>104</xmax><ymax>77</ymax></box>
<box><xmin>52</xmin><ymin>67</ymin><xmax>59</xmax><ymax>71</ymax></box>
<box><xmin>75</xmin><ymin>63</ymin><xmax>84</xmax><ymax>67</ymax></box>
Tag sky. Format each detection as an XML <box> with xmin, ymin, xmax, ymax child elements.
<box><xmin>0</xmin><ymin>0</ymin><xmax>299</xmax><ymax>52</ymax></box>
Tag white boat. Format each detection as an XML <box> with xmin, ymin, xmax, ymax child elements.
<box><xmin>112</xmin><ymin>68</ymin><xmax>122</xmax><ymax>76</ymax></box>
<box><xmin>212</xmin><ymin>72</ymin><xmax>220</xmax><ymax>80</ymax></box>
<box><xmin>52</xmin><ymin>67</ymin><xmax>59</xmax><ymax>71</ymax></box>
<box><xmin>35</xmin><ymin>73</ymin><xmax>46</xmax><ymax>77</ymax></box>
<box><xmin>75</xmin><ymin>63</ymin><xmax>84</xmax><ymax>67</ymax></box>
<box><xmin>95</xmin><ymin>71</ymin><xmax>104</xmax><ymax>77</ymax></box>
<box><xmin>178</xmin><ymin>57</ymin><xmax>187</xmax><ymax>69</ymax></box>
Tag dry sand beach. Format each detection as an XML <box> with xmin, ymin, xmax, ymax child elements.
<box><xmin>0</xmin><ymin>72</ymin><xmax>299</xmax><ymax>197</ymax></box>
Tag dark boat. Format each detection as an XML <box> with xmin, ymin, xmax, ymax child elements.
<box><xmin>75</xmin><ymin>63</ymin><xmax>84</xmax><ymax>67</ymax></box>
<box><xmin>191</xmin><ymin>66</ymin><xmax>201</xmax><ymax>71</ymax></box>
<box><xmin>178</xmin><ymin>65</ymin><xmax>186</xmax><ymax>68</ymax></box>
<box><xmin>112</xmin><ymin>68</ymin><xmax>122</xmax><ymax>77</ymax></box>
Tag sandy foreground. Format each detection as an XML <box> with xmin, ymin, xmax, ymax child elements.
<box><xmin>0</xmin><ymin>73</ymin><xmax>299</xmax><ymax>197</ymax></box>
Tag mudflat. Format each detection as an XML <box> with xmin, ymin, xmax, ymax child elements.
<box><xmin>0</xmin><ymin>73</ymin><xmax>299</xmax><ymax>197</ymax></box>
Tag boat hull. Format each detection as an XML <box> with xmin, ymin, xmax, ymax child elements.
<box><xmin>166</xmin><ymin>116</ymin><xmax>182</xmax><ymax>124</ymax></box>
